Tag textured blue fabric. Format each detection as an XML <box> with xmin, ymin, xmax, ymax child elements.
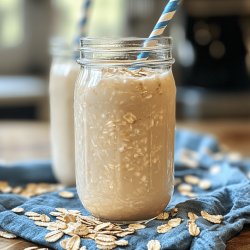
<box><xmin>0</xmin><ymin>129</ymin><xmax>249</xmax><ymax>250</ymax></box>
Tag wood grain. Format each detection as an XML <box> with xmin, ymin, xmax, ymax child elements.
<box><xmin>0</xmin><ymin>120</ymin><xmax>249</xmax><ymax>250</ymax></box>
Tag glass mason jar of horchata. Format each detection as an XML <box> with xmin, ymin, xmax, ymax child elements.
<box><xmin>75</xmin><ymin>37</ymin><xmax>176</xmax><ymax>223</ymax></box>
<box><xmin>49</xmin><ymin>40</ymin><xmax>80</xmax><ymax>186</ymax></box>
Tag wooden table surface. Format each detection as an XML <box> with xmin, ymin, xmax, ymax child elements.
<box><xmin>0</xmin><ymin>120</ymin><xmax>249</xmax><ymax>250</ymax></box>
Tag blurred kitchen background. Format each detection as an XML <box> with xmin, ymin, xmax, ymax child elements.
<box><xmin>0</xmin><ymin>0</ymin><xmax>250</xmax><ymax>120</ymax></box>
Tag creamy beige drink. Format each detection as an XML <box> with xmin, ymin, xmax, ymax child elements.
<box><xmin>75</xmin><ymin>67</ymin><xmax>176</xmax><ymax>222</ymax></box>
<box><xmin>49</xmin><ymin>59</ymin><xmax>79</xmax><ymax>185</ymax></box>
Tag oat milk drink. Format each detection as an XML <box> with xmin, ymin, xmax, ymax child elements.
<box><xmin>75</xmin><ymin>68</ymin><xmax>176</xmax><ymax>222</ymax></box>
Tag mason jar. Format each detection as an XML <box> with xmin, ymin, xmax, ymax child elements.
<box><xmin>75</xmin><ymin>37</ymin><xmax>176</xmax><ymax>222</ymax></box>
<box><xmin>49</xmin><ymin>41</ymin><xmax>80</xmax><ymax>186</ymax></box>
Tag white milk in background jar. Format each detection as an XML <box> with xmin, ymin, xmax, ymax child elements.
<box><xmin>75</xmin><ymin>37</ymin><xmax>176</xmax><ymax>222</ymax></box>
<box><xmin>49</xmin><ymin>42</ymin><xmax>80</xmax><ymax>185</ymax></box>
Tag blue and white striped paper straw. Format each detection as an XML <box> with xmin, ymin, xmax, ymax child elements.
<box><xmin>138</xmin><ymin>0</ymin><xmax>180</xmax><ymax>60</ymax></box>
<box><xmin>74</xmin><ymin>0</ymin><xmax>92</xmax><ymax>47</ymax></box>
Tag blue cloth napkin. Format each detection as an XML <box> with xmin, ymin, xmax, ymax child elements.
<box><xmin>0</xmin><ymin>129</ymin><xmax>249</xmax><ymax>250</ymax></box>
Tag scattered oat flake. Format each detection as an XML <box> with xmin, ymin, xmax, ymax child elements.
<box><xmin>53</xmin><ymin>221</ymin><xmax>68</xmax><ymax>230</ymax></box>
<box><xmin>95</xmin><ymin>234</ymin><xmax>117</xmax><ymax>242</ymax></box>
<box><xmin>198</xmin><ymin>180</ymin><xmax>212</xmax><ymax>190</ymax></box>
<box><xmin>0</xmin><ymin>230</ymin><xmax>17</xmax><ymax>239</ymax></box>
<box><xmin>11</xmin><ymin>207</ymin><xmax>24</xmax><ymax>213</ymax></box>
<box><xmin>179</xmin><ymin>155</ymin><xmax>199</xmax><ymax>168</ymax></box>
<box><xmin>66</xmin><ymin>235</ymin><xmax>81</xmax><ymax>250</ymax></box>
<box><xmin>80</xmin><ymin>247</ymin><xmax>87</xmax><ymax>250</ymax></box>
<box><xmin>147</xmin><ymin>240</ymin><xmax>161</xmax><ymax>250</ymax></box>
<box><xmin>29</xmin><ymin>216</ymin><xmax>43</xmax><ymax>221</ymax></box>
<box><xmin>157</xmin><ymin>224</ymin><xmax>172</xmax><ymax>234</ymax></box>
<box><xmin>184</xmin><ymin>175</ymin><xmax>200</xmax><ymax>185</ymax></box>
<box><xmin>210</xmin><ymin>165</ymin><xmax>221</xmax><ymax>175</ymax></box>
<box><xmin>45</xmin><ymin>230</ymin><xmax>64</xmax><ymax>242</ymax></box>
<box><xmin>50</xmin><ymin>211</ymin><xmax>62</xmax><ymax>217</ymax></box>
<box><xmin>178</xmin><ymin>183</ymin><xmax>192</xmax><ymax>192</ymax></box>
<box><xmin>168</xmin><ymin>218</ymin><xmax>182</xmax><ymax>227</ymax></box>
<box><xmin>128</xmin><ymin>223</ymin><xmax>146</xmax><ymax>230</ymax></box>
<box><xmin>98</xmin><ymin>230</ymin><xmax>122</xmax><ymax>236</ymax></box>
<box><xmin>96</xmin><ymin>244</ymin><xmax>117</xmax><ymax>250</ymax></box>
<box><xmin>85</xmin><ymin>233</ymin><xmax>96</xmax><ymax>239</ymax></box>
<box><xmin>55</xmin><ymin>208</ymin><xmax>68</xmax><ymax>213</ymax></box>
<box><xmin>201</xmin><ymin>210</ymin><xmax>223</xmax><ymax>224</ymax></box>
<box><xmin>12</xmin><ymin>186</ymin><xmax>23</xmax><ymax>194</ymax></box>
<box><xmin>47</xmin><ymin>223</ymin><xmax>60</xmax><ymax>231</ymax></box>
<box><xmin>25</xmin><ymin>211</ymin><xmax>41</xmax><ymax>217</ymax></box>
<box><xmin>40</xmin><ymin>214</ymin><xmax>50</xmax><ymax>222</ymax></box>
<box><xmin>60</xmin><ymin>238</ymin><xmax>69</xmax><ymax>249</ymax></box>
<box><xmin>180</xmin><ymin>191</ymin><xmax>198</xmax><ymax>198</ymax></box>
<box><xmin>188</xmin><ymin>212</ymin><xmax>198</xmax><ymax>221</ymax></box>
<box><xmin>116</xmin><ymin>230</ymin><xmax>135</xmax><ymax>237</ymax></box>
<box><xmin>95</xmin><ymin>239</ymin><xmax>117</xmax><ymax>246</ymax></box>
<box><xmin>115</xmin><ymin>239</ymin><xmax>129</xmax><ymax>246</ymax></box>
<box><xmin>95</xmin><ymin>222</ymin><xmax>112</xmax><ymax>232</ymax></box>
<box><xmin>64</xmin><ymin>214</ymin><xmax>77</xmax><ymax>223</ymax></box>
<box><xmin>69</xmin><ymin>209</ymin><xmax>81</xmax><ymax>214</ymax></box>
<box><xmin>73</xmin><ymin>224</ymin><xmax>89</xmax><ymax>236</ymax></box>
<box><xmin>63</xmin><ymin>226</ymin><xmax>76</xmax><ymax>236</ymax></box>
<box><xmin>59</xmin><ymin>191</ymin><xmax>74</xmax><ymax>199</ymax></box>
<box><xmin>56</xmin><ymin>216</ymin><xmax>66</xmax><ymax>222</ymax></box>
<box><xmin>227</xmin><ymin>152</ymin><xmax>242</xmax><ymax>162</ymax></box>
<box><xmin>2</xmin><ymin>186</ymin><xmax>12</xmax><ymax>193</ymax></box>
<box><xmin>188</xmin><ymin>222</ymin><xmax>200</xmax><ymax>236</ymax></box>
<box><xmin>156</xmin><ymin>211</ymin><xmax>169</xmax><ymax>220</ymax></box>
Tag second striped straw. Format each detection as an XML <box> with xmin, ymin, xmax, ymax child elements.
<box><xmin>73</xmin><ymin>0</ymin><xmax>92</xmax><ymax>48</ymax></box>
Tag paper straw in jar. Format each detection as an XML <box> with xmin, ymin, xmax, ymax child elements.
<box><xmin>73</xmin><ymin>0</ymin><xmax>92</xmax><ymax>48</ymax></box>
<box><xmin>138</xmin><ymin>0</ymin><xmax>180</xmax><ymax>60</ymax></box>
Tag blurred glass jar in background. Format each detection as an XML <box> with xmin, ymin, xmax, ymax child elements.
<box><xmin>49</xmin><ymin>39</ymin><xmax>80</xmax><ymax>185</ymax></box>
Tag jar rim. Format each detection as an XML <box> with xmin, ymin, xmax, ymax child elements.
<box><xmin>80</xmin><ymin>36</ymin><xmax>173</xmax><ymax>52</ymax></box>
<box><xmin>78</xmin><ymin>36</ymin><xmax>174</xmax><ymax>67</ymax></box>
